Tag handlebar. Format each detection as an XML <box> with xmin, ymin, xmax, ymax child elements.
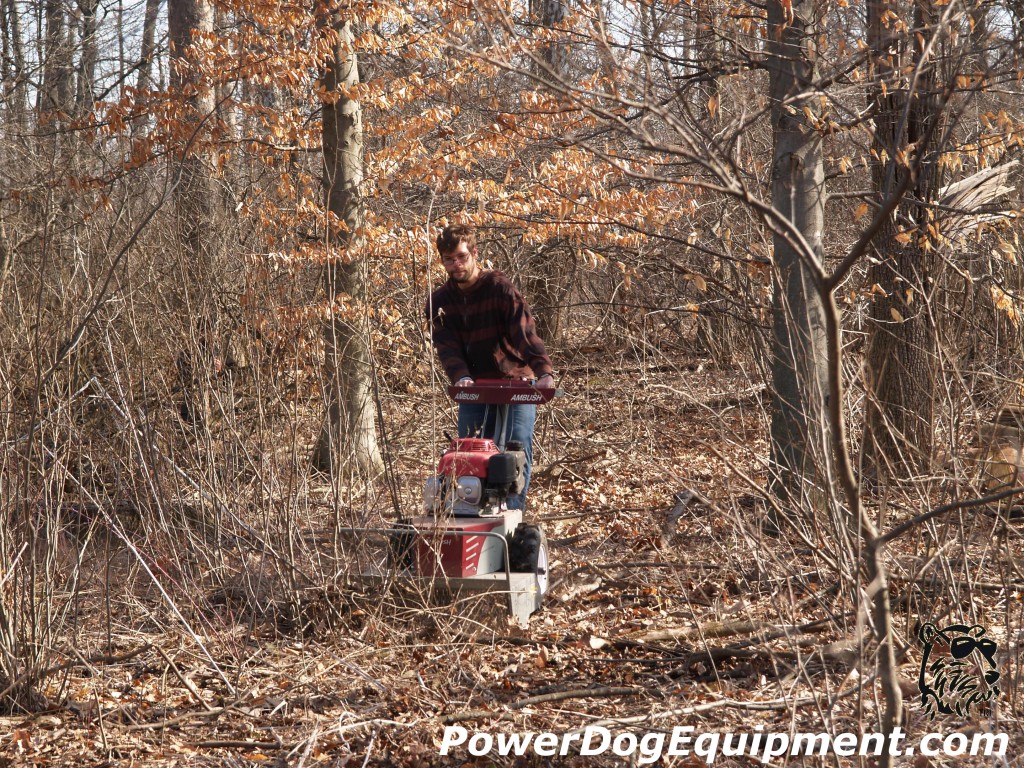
<box><xmin>447</xmin><ymin>378</ymin><xmax>562</xmax><ymax>405</ymax></box>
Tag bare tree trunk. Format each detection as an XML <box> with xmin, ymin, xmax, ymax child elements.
<box><xmin>693</xmin><ymin>0</ymin><xmax>719</xmax><ymax>115</ymax></box>
<box><xmin>312</xmin><ymin>8</ymin><xmax>382</xmax><ymax>477</ymax></box>
<box><xmin>863</xmin><ymin>0</ymin><xmax>942</xmax><ymax>479</ymax></box>
<box><xmin>765</xmin><ymin>0</ymin><xmax>831</xmax><ymax>505</ymax></box>
<box><xmin>169</xmin><ymin>0</ymin><xmax>215</xmax><ymax>227</ymax></box>
<box><xmin>214</xmin><ymin>4</ymin><xmax>238</xmax><ymax>141</ymax></box>
<box><xmin>1</xmin><ymin>1</ymin><xmax>17</xmax><ymax>131</ymax></box>
<box><xmin>75</xmin><ymin>0</ymin><xmax>99</xmax><ymax>118</ymax></box>
<box><xmin>40</xmin><ymin>0</ymin><xmax>72</xmax><ymax>121</ymax></box>
<box><xmin>168</xmin><ymin>0</ymin><xmax>216</xmax><ymax>285</ymax></box>
<box><xmin>0</xmin><ymin>0</ymin><xmax>27</xmax><ymax>126</ymax></box>
<box><xmin>132</xmin><ymin>0</ymin><xmax>161</xmax><ymax>136</ymax></box>
<box><xmin>970</xmin><ymin>3</ymin><xmax>991</xmax><ymax>74</ymax></box>
<box><xmin>137</xmin><ymin>0</ymin><xmax>160</xmax><ymax>95</ymax></box>
<box><xmin>690</xmin><ymin>0</ymin><xmax>743</xmax><ymax>365</ymax></box>
<box><xmin>169</xmin><ymin>0</ymin><xmax>217</xmax><ymax>428</ymax></box>
<box><xmin>524</xmin><ymin>0</ymin><xmax>570</xmax><ymax>345</ymax></box>
<box><xmin>531</xmin><ymin>0</ymin><xmax>566</xmax><ymax>70</ymax></box>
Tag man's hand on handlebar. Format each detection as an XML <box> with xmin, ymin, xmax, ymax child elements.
<box><xmin>452</xmin><ymin>375</ymin><xmax>554</xmax><ymax>388</ymax></box>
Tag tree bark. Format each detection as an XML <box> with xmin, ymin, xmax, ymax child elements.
<box><xmin>863</xmin><ymin>0</ymin><xmax>942</xmax><ymax>479</ymax></box>
<box><xmin>40</xmin><ymin>0</ymin><xmax>72</xmax><ymax>121</ymax></box>
<box><xmin>75</xmin><ymin>0</ymin><xmax>99</xmax><ymax>118</ymax></box>
<box><xmin>169</xmin><ymin>0</ymin><xmax>217</xmax><ymax>428</ymax></box>
<box><xmin>131</xmin><ymin>0</ymin><xmax>162</xmax><ymax>136</ymax></box>
<box><xmin>312</xmin><ymin>8</ymin><xmax>382</xmax><ymax>477</ymax></box>
<box><xmin>531</xmin><ymin>0</ymin><xmax>567</xmax><ymax>70</ymax></box>
<box><xmin>1</xmin><ymin>0</ymin><xmax>27</xmax><ymax>124</ymax></box>
<box><xmin>168</xmin><ymin>0</ymin><xmax>214</xmax><ymax>215</ymax></box>
<box><xmin>690</xmin><ymin>0</ymin><xmax>743</xmax><ymax>365</ymax></box>
<box><xmin>765</xmin><ymin>0</ymin><xmax>831</xmax><ymax>505</ymax></box>
<box><xmin>523</xmin><ymin>0</ymin><xmax>570</xmax><ymax>345</ymax></box>
<box><xmin>168</xmin><ymin>0</ymin><xmax>216</xmax><ymax>286</ymax></box>
<box><xmin>136</xmin><ymin>0</ymin><xmax>161</xmax><ymax>95</ymax></box>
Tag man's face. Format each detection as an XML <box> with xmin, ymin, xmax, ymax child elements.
<box><xmin>441</xmin><ymin>241</ymin><xmax>480</xmax><ymax>285</ymax></box>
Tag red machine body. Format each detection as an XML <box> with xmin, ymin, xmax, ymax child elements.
<box><xmin>436</xmin><ymin>438</ymin><xmax>499</xmax><ymax>479</ymax></box>
<box><xmin>411</xmin><ymin>516</ymin><xmax>506</xmax><ymax>577</ymax></box>
<box><xmin>418</xmin><ymin>433</ymin><xmax>521</xmax><ymax>576</ymax></box>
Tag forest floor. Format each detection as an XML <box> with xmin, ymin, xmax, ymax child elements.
<box><xmin>2</xmin><ymin>354</ymin><xmax>1022</xmax><ymax>767</ymax></box>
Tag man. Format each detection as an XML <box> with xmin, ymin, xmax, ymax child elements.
<box><xmin>427</xmin><ymin>224</ymin><xmax>554</xmax><ymax>510</ymax></box>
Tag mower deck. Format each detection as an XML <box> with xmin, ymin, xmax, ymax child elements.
<box><xmin>337</xmin><ymin>520</ymin><xmax>544</xmax><ymax>628</ymax></box>
<box><xmin>353</xmin><ymin>565</ymin><xmax>544</xmax><ymax>628</ymax></box>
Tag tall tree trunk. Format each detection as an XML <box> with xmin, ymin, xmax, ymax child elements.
<box><xmin>169</xmin><ymin>0</ymin><xmax>217</xmax><ymax>427</ymax></box>
<box><xmin>693</xmin><ymin>0</ymin><xmax>719</xmax><ymax>115</ymax></box>
<box><xmin>133</xmin><ymin>0</ymin><xmax>161</xmax><ymax>134</ymax></box>
<box><xmin>531</xmin><ymin>0</ymin><xmax>566</xmax><ymax>70</ymax></box>
<box><xmin>168</xmin><ymin>0</ymin><xmax>215</xmax><ymax>288</ymax></box>
<box><xmin>1</xmin><ymin>0</ymin><xmax>13</xmax><ymax>113</ymax></box>
<box><xmin>690</xmin><ymin>0</ymin><xmax>742</xmax><ymax>365</ymax></box>
<box><xmin>523</xmin><ymin>0</ymin><xmax>570</xmax><ymax>345</ymax></box>
<box><xmin>2</xmin><ymin>0</ymin><xmax>27</xmax><ymax>124</ymax></box>
<box><xmin>969</xmin><ymin>4</ymin><xmax>991</xmax><ymax>74</ymax></box>
<box><xmin>312</xmin><ymin>8</ymin><xmax>382</xmax><ymax>477</ymax></box>
<box><xmin>137</xmin><ymin>0</ymin><xmax>160</xmax><ymax>94</ymax></box>
<box><xmin>75</xmin><ymin>0</ymin><xmax>99</xmax><ymax>118</ymax></box>
<box><xmin>40</xmin><ymin>0</ymin><xmax>71</xmax><ymax>121</ymax></box>
<box><xmin>863</xmin><ymin>0</ymin><xmax>941</xmax><ymax>479</ymax></box>
<box><xmin>214</xmin><ymin>4</ymin><xmax>238</xmax><ymax>142</ymax></box>
<box><xmin>765</xmin><ymin>0</ymin><xmax>831</xmax><ymax>505</ymax></box>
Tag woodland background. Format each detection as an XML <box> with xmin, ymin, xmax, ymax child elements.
<box><xmin>1</xmin><ymin>0</ymin><xmax>1024</xmax><ymax>765</ymax></box>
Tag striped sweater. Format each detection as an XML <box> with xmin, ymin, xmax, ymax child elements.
<box><xmin>426</xmin><ymin>271</ymin><xmax>553</xmax><ymax>383</ymax></box>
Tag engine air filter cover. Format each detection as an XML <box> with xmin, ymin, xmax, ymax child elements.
<box><xmin>486</xmin><ymin>453</ymin><xmax>518</xmax><ymax>487</ymax></box>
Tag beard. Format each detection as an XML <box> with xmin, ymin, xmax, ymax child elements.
<box><xmin>451</xmin><ymin>264</ymin><xmax>479</xmax><ymax>284</ymax></box>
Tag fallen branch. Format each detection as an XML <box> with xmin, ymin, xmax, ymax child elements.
<box><xmin>190</xmin><ymin>740</ymin><xmax>292</xmax><ymax>751</ymax></box>
<box><xmin>118</xmin><ymin>706</ymin><xmax>234</xmax><ymax>731</ymax></box>
<box><xmin>879</xmin><ymin>486</ymin><xmax>1024</xmax><ymax>546</ymax></box>
<box><xmin>0</xmin><ymin>644</ymin><xmax>153</xmax><ymax>708</ymax></box>
<box><xmin>155</xmin><ymin>646</ymin><xmax>216</xmax><ymax>712</ymax></box>
<box><xmin>648</xmin><ymin>383</ymin><xmax>765</xmax><ymax>413</ymax></box>
<box><xmin>628</xmin><ymin>619</ymin><xmax>769</xmax><ymax>644</ymax></box>
<box><xmin>581</xmin><ymin>693</ymin><xmax>826</xmax><ymax>729</ymax></box>
<box><xmin>337</xmin><ymin>718</ymin><xmax>412</xmax><ymax>734</ymax></box>
<box><xmin>442</xmin><ymin>686</ymin><xmax>643</xmax><ymax>724</ymax></box>
<box><xmin>628</xmin><ymin>613</ymin><xmax>841</xmax><ymax>646</ymax></box>
<box><xmin>662</xmin><ymin>489</ymin><xmax>710</xmax><ymax>545</ymax></box>
<box><xmin>534</xmin><ymin>451</ymin><xmax>607</xmax><ymax>480</ymax></box>
<box><xmin>670</xmin><ymin>637</ymin><xmax>860</xmax><ymax>676</ymax></box>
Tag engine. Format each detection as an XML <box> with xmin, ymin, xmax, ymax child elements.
<box><xmin>423</xmin><ymin>438</ymin><xmax>526</xmax><ymax>516</ymax></box>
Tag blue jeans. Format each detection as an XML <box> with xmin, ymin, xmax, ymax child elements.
<box><xmin>457</xmin><ymin>403</ymin><xmax>537</xmax><ymax>510</ymax></box>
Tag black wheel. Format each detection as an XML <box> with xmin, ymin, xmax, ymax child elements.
<box><xmin>388</xmin><ymin>525</ymin><xmax>417</xmax><ymax>571</ymax></box>
<box><xmin>507</xmin><ymin>524</ymin><xmax>549</xmax><ymax>595</ymax></box>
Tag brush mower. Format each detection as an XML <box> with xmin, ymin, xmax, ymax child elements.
<box><xmin>344</xmin><ymin>379</ymin><xmax>561</xmax><ymax>627</ymax></box>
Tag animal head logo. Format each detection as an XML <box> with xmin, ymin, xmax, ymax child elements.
<box><xmin>918</xmin><ymin>623</ymin><xmax>1000</xmax><ymax>719</ymax></box>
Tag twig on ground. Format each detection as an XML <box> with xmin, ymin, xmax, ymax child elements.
<box><xmin>0</xmin><ymin>643</ymin><xmax>153</xmax><ymax>706</ymax></box>
<box><xmin>190</xmin><ymin>740</ymin><xmax>290</xmax><ymax>750</ymax></box>
<box><xmin>118</xmin><ymin>704</ymin><xmax>244</xmax><ymax>731</ymax></box>
<box><xmin>442</xmin><ymin>686</ymin><xmax>644</xmax><ymax>724</ymax></box>
<box><xmin>561</xmin><ymin>693</ymin><xmax>830</xmax><ymax>735</ymax></box>
<box><xmin>155</xmin><ymin>645</ymin><xmax>216</xmax><ymax>712</ymax></box>
<box><xmin>291</xmin><ymin>723</ymin><xmax>318</xmax><ymax>768</ymax></box>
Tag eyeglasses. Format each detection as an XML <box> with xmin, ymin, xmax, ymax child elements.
<box><xmin>950</xmin><ymin>636</ymin><xmax>997</xmax><ymax>663</ymax></box>
<box><xmin>441</xmin><ymin>252</ymin><xmax>472</xmax><ymax>265</ymax></box>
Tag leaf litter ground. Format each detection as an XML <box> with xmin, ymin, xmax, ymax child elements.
<box><xmin>2</xmin><ymin>359</ymin><xmax>1021</xmax><ymax>766</ymax></box>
